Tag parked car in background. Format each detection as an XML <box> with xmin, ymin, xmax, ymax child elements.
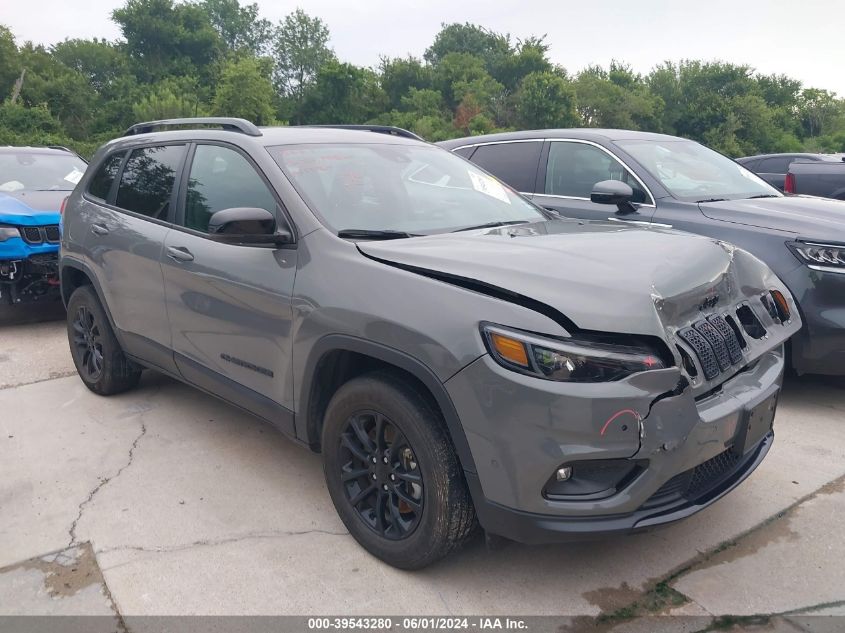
<box><xmin>738</xmin><ymin>153</ymin><xmax>845</xmax><ymax>196</ymax></box>
<box><xmin>61</xmin><ymin>118</ymin><xmax>799</xmax><ymax>568</ymax></box>
<box><xmin>439</xmin><ymin>129</ymin><xmax>845</xmax><ymax>376</ymax></box>
<box><xmin>736</xmin><ymin>153</ymin><xmax>830</xmax><ymax>191</ymax></box>
<box><xmin>782</xmin><ymin>157</ymin><xmax>845</xmax><ymax>200</ymax></box>
<box><xmin>0</xmin><ymin>146</ymin><xmax>87</xmax><ymax>305</ymax></box>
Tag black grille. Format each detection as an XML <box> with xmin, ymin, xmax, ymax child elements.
<box><xmin>687</xmin><ymin>449</ymin><xmax>742</xmax><ymax>498</ymax></box>
<box><xmin>707</xmin><ymin>315</ymin><xmax>744</xmax><ymax>364</ymax></box>
<box><xmin>678</xmin><ymin>327</ymin><xmax>720</xmax><ymax>380</ymax></box>
<box><xmin>694</xmin><ymin>319</ymin><xmax>732</xmax><ymax>371</ymax></box>
<box><xmin>22</xmin><ymin>227</ymin><xmax>43</xmax><ymax>244</ymax></box>
<box><xmin>642</xmin><ymin>447</ymin><xmax>747</xmax><ymax>511</ymax></box>
<box><xmin>44</xmin><ymin>225</ymin><xmax>61</xmax><ymax>242</ymax></box>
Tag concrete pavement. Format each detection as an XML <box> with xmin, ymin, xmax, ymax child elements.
<box><xmin>1</xmin><ymin>306</ymin><xmax>843</xmax><ymax>630</ymax></box>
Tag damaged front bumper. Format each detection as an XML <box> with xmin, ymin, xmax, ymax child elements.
<box><xmin>446</xmin><ymin>345</ymin><xmax>785</xmax><ymax>544</ymax></box>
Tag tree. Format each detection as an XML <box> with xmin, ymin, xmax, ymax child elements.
<box><xmin>299</xmin><ymin>60</ymin><xmax>387</xmax><ymax>125</ymax></box>
<box><xmin>132</xmin><ymin>77</ymin><xmax>205</xmax><ymax>120</ymax></box>
<box><xmin>212</xmin><ymin>56</ymin><xmax>275</xmax><ymax>124</ymax></box>
<box><xmin>424</xmin><ymin>22</ymin><xmax>510</xmax><ymax>69</ymax></box>
<box><xmin>0</xmin><ymin>25</ymin><xmax>18</xmax><ymax>98</ymax></box>
<box><xmin>380</xmin><ymin>56</ymin><xmax>432</xmax><ymax>110</ymax></box>
<box><xmin>198</xmin><ymin>0</ymin><xmax>273</xmax><ymax>55</ymax></box>
<box><xmin>273</xmin><ymin>8</ymin><xmax>334</xmax><ymax>120</ymax></box>
<box><xmin>112</xmin><ymin>0</ymin><xmax>222</xmax><ymax>82</ymax></box>
<box><xmin>515</xmin><ymin>71</ymin><xmax>578</xmax><ymax>129</ymax></box>
<box><xmin>575</xmin><ymin>63</ymin><xmax>662</xmax><ymax>130</ymax></box>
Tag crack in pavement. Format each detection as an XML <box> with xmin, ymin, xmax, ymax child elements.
<box><xmin>67</xmin><ymin>420</ymin><xmax>148</xmax><ymax>548</ymax></box>
<box><xmin>96</xmin><ymin>529</ymin><xmax>350</xmax><ymax>571</ymax></box>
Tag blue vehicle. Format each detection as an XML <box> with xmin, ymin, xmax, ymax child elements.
<box><xmin>0</xmin><ymin>147</ymin><xmax>87</xmax><ymax>305</ymax></box>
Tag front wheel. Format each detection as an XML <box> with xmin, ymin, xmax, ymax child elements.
<box><xmin>66</xmin><ymin>285</ymin><xmax>142</xmax><ymax>395</ymax></box>
<box><xmin>322</xmin><ymin>372</ymin><xmax>477</xmax><ymax>569</ymax></box>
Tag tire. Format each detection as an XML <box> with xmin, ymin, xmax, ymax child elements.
<box><xmin>66</xmin><ymin>285</ymin><xmax>142</xmax><ymax>395</ymax></box>
<box><xmin>322</xmin><ymin>371</ymin><xmax>477</xmax><ymax>569</ymax></box>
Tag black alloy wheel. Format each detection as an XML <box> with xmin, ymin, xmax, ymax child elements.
<box><xmin>71</xmin><ymin>305</ymin><xmax>104</xmax><ymax>381</ymax></box>
<box><xmin>338</xmin><ymin>410</ymin><xmax>424</xmax><ymax>540</ymax></box>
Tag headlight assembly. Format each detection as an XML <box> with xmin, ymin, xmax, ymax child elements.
<box><xmin>481</xmin><ymin>323</ymin><xmax>667</xmax><ymax>382</ymax></box>
<box><xmin>0</xmin><ymin>225</ymin><xmax>21</xmax><ymax>242</ymax></box>
<box><xmin>788</xmin><ymin>241</ymin><xmax>845</xmax><ymax>274</ymax></box>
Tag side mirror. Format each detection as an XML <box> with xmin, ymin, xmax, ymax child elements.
<box><xmin>207</xmin><ymin>207</ymin><xmax>293</xmax><ymax>246</ymax></box>
<box><xmin>590</xmin><ymin>180</ymin><xmax>637</xmax><ymax>214</ymax></box>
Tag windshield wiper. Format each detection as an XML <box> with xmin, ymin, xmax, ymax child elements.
<box><xmin>695</xmin><ymin>198</ymin><xmax>728</xmax><ymax>203</ymax></box>
<box><xmin>337</xmin><ymin>229</ymin><xmax>418</xmax><ymax>240</ymax></box>
<box><xmin>452</xmin><ymin>220</ymin><xmax>530</xmax><ymax>233</ymax></box>
<box><xmin>746</xmin><ymin>194</ymin><xmax>780</xmax><ymax>199</ymax></box>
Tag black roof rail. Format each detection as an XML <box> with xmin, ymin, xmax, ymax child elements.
<box><xmin>123</xmin><ymin>117</ymin><xmax>262</xmax><ymax>137</ymax></box>
<box><xmin>301</xmin><ymin>124</ymin><xmax>424</xmax><ymax>141</ymax></box>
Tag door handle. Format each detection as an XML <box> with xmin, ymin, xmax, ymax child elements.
<box><xmin>90</xmin><ymin>223</ymin><xmax>109</xmax><ymax>236</ymax></box>
<box><xmin>166</xmin><ymin>246</ymin><xmax>194</xmax><ymax>263</ymax></box>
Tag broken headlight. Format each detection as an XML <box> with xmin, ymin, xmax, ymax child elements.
<box><xmin>481</xmin><ymin>323</ymin><xmax>667</xmax><ymax>382</ymax></box>
<box><xmin>788</xmin><ymin>241</ymin><xmax>845</xmax><ymax>273</ymax></box>
<box><xmin>0</xmin><ymin>225</ymin><xmax>21</xmax><ymax>242</ymax></box>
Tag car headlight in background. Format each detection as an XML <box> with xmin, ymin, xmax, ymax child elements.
<box><xmin>788</xmin><ymin>241</ymin><xmax>845</xmax><ymax>274</ymax></box>
<box><xmin>0</xmin><ymin>225</ymin><xmax>21</xmax><ymax>242</ymax></box>
<box><xmin>481</xmin><ymin>323</ymin><xmax>667</xmax><ymax>382</ymax></box>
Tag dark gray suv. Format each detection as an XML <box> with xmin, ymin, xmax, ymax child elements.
<box><xmin>61</xmin><ymin>118</ymin><xmax>800</xmax><ymax>569</ymax></box>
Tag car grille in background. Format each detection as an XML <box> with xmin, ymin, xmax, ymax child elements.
<box><xmin>45</xmin><ymin>226</ymin><xmax>61</xmax><ymax>242</ymax></box>
<box><xmin>19</xmin><ymin>225</ymin><xmax>61</xmax><ymax>245</ymax></box>
<box><xmin>677</xmin><ymin>309</ymin><xmax>771</xmax><ymax>382</ymax></box>
<box><xmin>21</xmin><ymin>227</ymin><xmax>43</xmax><ymax>243</ymax></box>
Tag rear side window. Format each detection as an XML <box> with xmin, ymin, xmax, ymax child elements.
<box><xmin>758</xmin><ymin>156</ymin><xmax>793</xmax><ymax>173</ymax></box>
<box><xmin>115</xmin><ymin>145</ymin><xmax>185</xmax><ymax>219</ymax></box>
<box><xmin>182</xmin><ymin>145</ymin><xmax>277</xmax><ymax>233</ymax></box>
<box><xmin>469</xmin><ymin>142</ymin><xmax>542</xmax><ymax>193</ymax></box>
<box><xmin>87</xmin><ymin>152</ymin><xmax>124</xmax><ymax>201</ymax></box>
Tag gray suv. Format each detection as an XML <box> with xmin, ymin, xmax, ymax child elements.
<box><xmin>61</xmin><ymin>118</ymin><xmax>800</xmax><ymax>569</ymax></box>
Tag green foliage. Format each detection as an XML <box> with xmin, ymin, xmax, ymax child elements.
<box><xmin>516</xmin><ymin>71</ymin><xmax>579</xmax><ymax>129</ymax></box>
<box><xmin>1</xmin><ymin>10</ymin><xmax>844</xmax><ymax>157</ymax></box>
<box><xmin>212</xmin><ymin>56</ymin><xmax>275</xmax><ymax>124</ymax></box>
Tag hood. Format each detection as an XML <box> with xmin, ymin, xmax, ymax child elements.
<box><xmin>699</xmin><ymin>195</ymin><xmax>845</xmax><ymax>238</ymax></box>
<box><xmin>358</xmin><ymin>220</ymin><xmax>789</xmax><ymax>340</ymax></box>
<box><xmin>0</xmin><ymin>191</ymin><xmax>64</xmax><ymax>226</ymax></box>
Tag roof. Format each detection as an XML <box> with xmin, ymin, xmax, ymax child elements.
<box><xmin>437</xmin><ymin>128</ymin><xmax>683</xmax><ymax>149</ymax></box>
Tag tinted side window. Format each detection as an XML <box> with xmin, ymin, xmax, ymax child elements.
<box><xmin>183</xmin><ymin>145</ymin><xmax>277</xmax><ymax>233</ymax></box>
<box><xmin>470</xmin><ymin>142</ymin><xmax>542</xmax><ymax>192</ymax></box>
<box><xmin>115</xmin><ymin>145</ymin><xmax>185</xmax><ymax>219</ymax></box>
<box><xmin>88</xmin><ymin>152</ymin><xmax>124</xmax><ymax>201</ymax></box>
<box><xmin>453</xmin><ymin>146</ymin><xmax>475</xmax><ymax>159</ymax></box>
<box><xmin>759</xmin><ymin>156</ymin><xmax>793</xmax><ymax>173</ymax></box>
<box><xmin>546</xmin><ymin>142</ymin><xmax>649</xmax><ymax>203</ymax></box>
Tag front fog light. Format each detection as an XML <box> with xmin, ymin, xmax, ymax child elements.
<box><xmin>556</xmin><ymin>466</ymin><xmax>573</xmax><ymax>481</ymax></box>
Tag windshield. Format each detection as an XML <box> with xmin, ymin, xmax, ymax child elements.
<box><xmin>615</xmin><ymin>140</ymin><xmax>781</xmax><ymax>202</ymax></box>
<box><xmin>268</xmin><ymin>143</ymin><xmax>545</xmax><ymax>235</ymax></box>
<box><xmin>0</xmin><ymin>152</ymin><xmax>87</xmax><ymax>193</ymax></box>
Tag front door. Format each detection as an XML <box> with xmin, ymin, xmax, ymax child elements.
<box><xmin>532</xmin><ymin>140</ymin><xmax>656</xmax><ymax>228</ymax></box>
<box><xmin>160</xmin><ymin>143</ymin><xmax>298</xmax><ymax>433</ymax></box>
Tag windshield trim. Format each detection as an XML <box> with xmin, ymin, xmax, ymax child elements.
<box><xmin>615</xmin><ymin>139</ymin><xmax>782</xmax><ymax>203</ymax></box>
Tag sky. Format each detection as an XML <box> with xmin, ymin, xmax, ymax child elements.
<box><xmin>3</xmin><ymin>0</ymin><xmax>845</xmax><ymax>96</ymax></box>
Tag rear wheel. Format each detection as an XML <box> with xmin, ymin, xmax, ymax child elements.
<box><xmin>322</xmin><ymin>372</ymin><xmax>477</xmax><ymax>569</ymax></box>
<box><xmin>67</xmin><ymin>285</ymin><xmax>142</xmax><ymax>395</ymax></box>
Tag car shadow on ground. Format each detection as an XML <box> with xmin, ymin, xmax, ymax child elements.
<box><xmin>0</xmin><ymin>300</ymin><xmax>65</xmax><ymax>326</ymax></box>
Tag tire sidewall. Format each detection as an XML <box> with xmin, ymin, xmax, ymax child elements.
<box><xmin>322</xmin><ymin>375</ymin><xmax>457</xmax><ymax>568</ymax></box>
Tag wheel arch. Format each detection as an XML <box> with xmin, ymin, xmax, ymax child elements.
<box><xmin>297</xmin><ymin>335</ymin><xmax>478</xmax><ymax>476</ymax></box>
<box><xmin>60</xmin><ymin>259</ymin><xmax>120</xmax><ymax>336</ymax></box>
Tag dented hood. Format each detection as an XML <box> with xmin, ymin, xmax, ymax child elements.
<box><xmin>358</xmin><ymin>220</ymin><xmax>785</xmax><ymax>339</ymax></box>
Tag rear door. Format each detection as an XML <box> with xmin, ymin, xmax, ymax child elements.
<box><xmin>83</xmin><ymin>144</ymin><xmax>186</xmax><ymax>372</ymax></box>
<box><xmin>532</xmin><ymin>140</ymin><xmax>656</xmax><ymax>227</ymax></box>
<box><xmin>160</xmin><ymin>142</ymin><xmax>298</xmax><ymax>433</ymax></box>
<box><xmin>464</xmin><ymin>141</ymin><xmax>543</xmax><ymax>195</ymax></box>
